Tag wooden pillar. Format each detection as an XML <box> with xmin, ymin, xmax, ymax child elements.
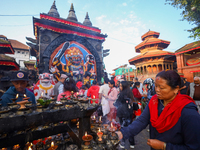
<box><xmin>141</xmin><ymin>66</ymin><xmax>143</xmax><ymax>74</ymax></box>
<box><xmin>136</xmin><ymin>67</ymin><xmax>138</xmax><ymax>76</ymax></box>
<box><xmin>151</xmin><ymin>65</ymin><xmax>153</xmax><ymax>74</ymax></box>
<box><xmin>156</xmin><ymin>65</ymin><xmax>159</xmax><ymax>73</ymax></box>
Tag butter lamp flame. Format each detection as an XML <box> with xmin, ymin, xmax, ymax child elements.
<box><xmin>51</xmin><ymin>141</ymin><xmax>54</xmax><ymax>147</ymax></box>
<box><xmin>28</xmin><ymin>146</ymin><xmax>32</xmax><ymax>150</ymax></box>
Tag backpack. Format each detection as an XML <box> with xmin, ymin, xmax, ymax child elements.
<box><xmin>116</xmin><ymin>97</ymin><xmax>135</xmax><ymax>119</ymax></box>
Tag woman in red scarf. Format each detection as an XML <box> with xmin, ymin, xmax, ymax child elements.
<box><xmin>116</xmin><ymin>70</ymin><xmax>200</xmax><ymax>150</ymax></box>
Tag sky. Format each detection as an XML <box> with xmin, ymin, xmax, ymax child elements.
<box><xmin>0</xmin><ymin>0</ymin><xmax>197</xmax><ymax>74</ymax></box>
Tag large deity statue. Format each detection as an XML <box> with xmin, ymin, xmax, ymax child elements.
<box><xmin>63</xmin><ymin>47</ymin><xmax>85</xmax><ymax>80</ymax></box>
<box><xmin>49</xmin><ymin>41</ymin><xmax>96</xmax><ymax>82</ymax></box>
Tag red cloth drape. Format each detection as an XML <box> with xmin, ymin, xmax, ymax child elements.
<box><xmin>149</xmin><ymin>94</ymin><xmax>194</xmax><ymax>133</ymax></box>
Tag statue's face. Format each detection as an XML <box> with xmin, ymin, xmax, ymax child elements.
<box><xmin>69</xmin><ymin>55</ymin><xmax>82</xmax><ymax>66</ymax></box>
<box><xmin>39</xmin><ymin>73</ymin><xmax>51</xmax><ymax>84</ymax></box>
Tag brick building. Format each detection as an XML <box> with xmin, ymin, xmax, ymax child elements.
<box><xmin>175</xmin><ymin>41</ymin><xmax>200</xmax><ymax>82</ymax></box>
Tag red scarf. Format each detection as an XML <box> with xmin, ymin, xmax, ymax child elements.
<box><xmin>108</xmin><ymin>87</ymin><xmax>113</xmax><ymax>95</ymax></box>
<box><xmin>149</xmin><ymin>94</ymin><xmax>195</xmax><ymax>133</ymax></box>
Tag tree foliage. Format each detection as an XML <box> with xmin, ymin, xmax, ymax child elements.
<box><xmin>166</xmin><ymin>0</ymin><xmax>200</xmax><ymax>39</ymax></box>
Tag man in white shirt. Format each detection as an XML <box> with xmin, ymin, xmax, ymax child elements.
<box><xmin>99</xmin><ymin>78</ymin><xmax>110</xmax><ymax>122</ymax></box>
<box><xmin>54</xmin><ymin>74</ymin><xmax>67</xmax><ymax>99</ymax></box>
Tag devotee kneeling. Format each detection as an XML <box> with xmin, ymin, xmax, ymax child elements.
<box><xmin>116</xmin><ymin>70</ymin><xmax>200</xmax><ymax>150</ymax></box>
<box><xmin>0</xmin><ymin>71</ymin><xmax>36</xmax><ymax>106</ymax></box>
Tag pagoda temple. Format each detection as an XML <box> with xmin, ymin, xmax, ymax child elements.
<box><xmin>0</xmin><ymin>35</ymin><xmax>19</xmax><ymax>71</ymax></box>
<box><xmin>28</xmin><ymin>1</ymin><xmax>107</xmax><ymax>82</ymax></box>
<box><xmin>128</xmin><ymin>30</ymin><xmax>176</xmax><ymax>82</ymax></box>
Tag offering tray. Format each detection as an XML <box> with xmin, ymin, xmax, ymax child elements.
<box><xmin>0</xmin><ymin>110</ymin><xmax>10</xmax><ymax>118</ymax></box>
<box><xmin>65</xmin><ymin>100</ymin><xmax>77</xmax><ymax>105</ymax></box>
<box><xmin>77</xmin><ymin>94</ymin><xmax>84</xmax><ymax>98</ymax></box>
<box><xmin>77</xmin><ymin>98</ymin><xmax>89</xmax><ymax>103</ymax></box>
<box><xmin>16</xmin><ymin>107</ymin><xmax>31</xmax><ymax>115</ymax></box>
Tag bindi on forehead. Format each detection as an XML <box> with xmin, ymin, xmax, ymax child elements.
<box><xmin>155</xmin><ymin>77</ymin><xmax>161</xmax><ymax>81</ymax></box>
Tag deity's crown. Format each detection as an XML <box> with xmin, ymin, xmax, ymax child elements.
<box><xmin>66</xmin><ymin>47</ymin><xmax>83</xmax><ymax>57</ymax></box>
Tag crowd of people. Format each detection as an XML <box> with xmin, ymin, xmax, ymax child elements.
<box><xmin>0</xmin><ymin>70</ymin><xmax>200</xmax><ymax>149</ymax></box>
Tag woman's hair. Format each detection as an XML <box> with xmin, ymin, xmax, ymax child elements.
<box><xmin>109</xmin><ymin>79</ymin><xmax>115</xmax><ymax>87</ymax></box>
<box><xmin>156</xmin><ymin>70</ymin><xmax>181</xmax><ymax>89</ymax></box>
<box><xmin>133</xmin><ymin>81</ymin><xmax>140</xmax><ymax>89</ymax></box>
<box><xmin>63</xmin><ymin>77</ymin><xmax>78</xmax><ymax>92</ymax></box>
<box><xmin>92</xmin><ymin>80</ymin><xmax>97</xmax><ymax>85</ymax></box>
<box><xmin>81</xmin><ymin>85</ymin><xmax>86</xmax><ymax>90</ymax></box>
<box><xmin>120</xmin><ymin>81</ymin><xmax>134</xmax><ymax>103</ymax></box>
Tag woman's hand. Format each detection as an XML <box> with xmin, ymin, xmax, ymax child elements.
<box><xmin>115</xmin><ymin>131</ymin><xmax>123</xmax><ymax>140</ymax></box>
<box><xmin>103</xmin><ymin>94</ymin><xmax>108</xmax><ymax>99</ymax></box>
<box><xmin>147</xmin><ymin>139</ymin><xmax>165</xmax><ymax>150</ymax></box>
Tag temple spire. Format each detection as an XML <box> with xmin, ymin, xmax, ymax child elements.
<box><xmin>67</xmin><ymin>3</ymin><xmax>78</xmax><ymax>22</ymax></box>
<box><xmin>83</xmin><ymin>12</ymin><xmax>92</xmax><ymax>26</ymax></box>
<box><xmin>48</xmin><ymin>0</ymin><xmax>60</xmax><ymax>18</ymax></box>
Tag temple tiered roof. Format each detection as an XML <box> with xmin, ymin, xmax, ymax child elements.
<box><xmin>135</xmin><ymin>30</ymin><xmax>170</xmax><ymax>53</ymax></box>
<box><xmin>0</xmin><ymin>38</ymin><xmax>14</xmax><ymax>54</ymax></box>
<box><xmin>0</xmin><ymin>37</ymin><xmax>19</xmax><ymax>70</ymax></box>
<box><xmin>129</xmin><ymin>30</ymin><xmax>174</xmax><ymax>65</ymax></box>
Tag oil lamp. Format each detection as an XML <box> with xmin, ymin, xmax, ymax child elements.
<box><xmin>102</xmin><ymin>124</ymin><xmax>109</xmax><ymax>140</ymax></box>
<box><xmin>17</xmin><ymin>100</ymin><xmax>29</xmax><ymax>109</ymax></box>
<box><xmin>55</xmin><ymin>134</ymin><xmax>63</xmax><ymax>144</ymax></box>
<box><xmin>109</xmin><ymin>122</ymin><xmax>117</xmax><ymax>137</ymax></box>
<box><xmin>91</xmin><ymin>95</ymin><xmax>97</xmax><ymax>104</ymax></box>
<box><xmin>50</xmin><ymin>94</ymin><xmax>56</xmax><ymax>100</ymax></box>
<box><xmin>48</xmin><ymin>141</ymin><xmax>58</xmax><ymax>150</ymax></box>
<box><xmin>13</xmin><ymin>144</ymin><xmax>20</xmax><ymax>150</ymax></box>
<box><xmin>82</xmin><ymin>132</ymin><xmax>93</xmax><ymax>146</ymax></box>
<box><xmin>10</xmin><ymin>94</ymin><xmax>19</xmax><ymax>103</ymax></box>
<box><xmin>70</xmin><ymin>91</ymin><xmax>74</xmax><ymax>99</ymax></box>
<box><xmin>103</xmin><ymin>124</ymin><xmax>109</xmax><ymax>129</ymax></box>
<box><xmin>36</xmin><ymin>139</ymin><xmax>44</xmax><ymax>150</ymax></box>
<box><xmin>25</xmin><ymin>142</ymin><xmax>34</xmax><ymax>150</ymax></box>
<box><xmin>91</xmin><ymin>115</ymin><xmax>96</xmax><ymax>124</ymax></box>
<box><xmin>76</xmin><ymin>121</ymin><xmax>79</xmax><ymax>129</ymax></box>
<box><xmin>98</xmin><ymin>116</ymin><xmax>102</xmax><ymax>124</ymax></box>
<box><xmin>45</xmin><ymin>136</ymin><xmax>52</xmax><ymax>149</ymax></box>
<box><xmin>108</xmin><ymin>122</ymin><xmax>118</xmax><ymax>141</ymax></box>
<box><xmin>28</xmin><ymin>146</ymin><xmax>32</xmax><ymax>150</ymax></box>
<box><xmin>97</xmin><ymin>128</ymin><xmax>103</xmax><ymax>142</ymax></box>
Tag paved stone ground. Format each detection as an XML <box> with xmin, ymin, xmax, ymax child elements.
<box><xmin>117</xmin><ymin>127</ymin><xmax>150</xmax><ymax>150</ymax></box>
